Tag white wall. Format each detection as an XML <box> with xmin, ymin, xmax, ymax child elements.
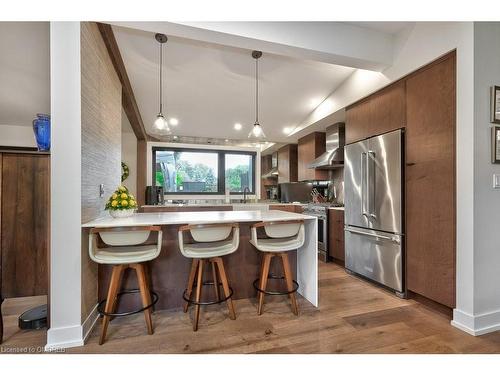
<box><xmin>462</xmin><ymin>22</ymin><xmax>500</xmax><ymax>334</ymax></box>
<box><xmin>121</xmin><ymin>131</ymin><xmax>137</xmax><ymax>196</ymax></box>
<box><xmin>0</xmin><ymin>124</ymin><xmax>37</xmax><ymax>147</ymax></box>
<box><xmin>146</xmin><ymin>141</ymin><xmax>261</xmax><ymax>200</ymax></box>
<box><xmin>46</xmin><ymin>22</ymin><xmax>84</xmax><ymax>350</ymax></box>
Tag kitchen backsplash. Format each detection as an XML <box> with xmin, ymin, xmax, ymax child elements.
<box><xmin>329</xmin><ymin>168</ymin><xmax>344</xmax><ymax>204</ymax></box>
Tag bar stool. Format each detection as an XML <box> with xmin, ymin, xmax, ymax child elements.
<box><xmin>250</xmin><ymin>220</ymin><xmax>305</xmax><ymax>316</ymax></box>
<box><xmin>178</xmin><ymin>223</ymin><xmax>239</xmax><ymax>331</ymax></box>
<box><xmin>89</xmin><ymin>226</ymin><xmax>162</xmax><ymax>345</ymax></box>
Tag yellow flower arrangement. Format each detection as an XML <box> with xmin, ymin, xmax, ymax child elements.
<box><xmin>105</xmin><ymin>185</ymin><xmax>138</xmax><ymax>211</ymax></box>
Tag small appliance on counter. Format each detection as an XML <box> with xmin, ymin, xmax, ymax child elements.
<box><xmin>145</xmin><ymin>186</ymin><xmax>164</xmax><ymax>205</ymax></box>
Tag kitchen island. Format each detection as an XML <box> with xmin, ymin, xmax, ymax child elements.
<box><xmin>82</xmin><ymin>210</ymin><xmax>318</xmax><ymax>311</ymax></box>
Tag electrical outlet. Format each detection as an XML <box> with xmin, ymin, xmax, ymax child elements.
<box><xmin>99</xmin><ymin>184</ymin><xmax>105</xmax><ymax>197</ymax></box>
<box><xmin>493</xmin><ymin>174</ymin><xmax>500</xmax><ymax>189</ymax></box>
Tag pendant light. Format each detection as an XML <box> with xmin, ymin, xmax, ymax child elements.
<box><xmin>152</xmin><ymin>33</ymin><xmax>171</xmax><ymax>135</ymax></box>
<box><xmin>248</xmin><ymin>50</ymin><xmax>266</xmax><ymax>141</ymax></box>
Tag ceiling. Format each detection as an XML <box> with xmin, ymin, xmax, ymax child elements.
<box><xmin>0</xmin><ymin>22</ymin><xmax>50</xmax><ymax>126</ymax></box>
<box><xmin>346</xmin><ymin>22</ymin><xmax>413</xmax><ymax>35</ymax></box>
<box><xmin>113</xmin><ymin>25</ymin><xmax>355</xmax><ymax>144</ymax></box>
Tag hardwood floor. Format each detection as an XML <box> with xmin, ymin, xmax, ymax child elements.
<box><xmin>2</xmin><ymin>263</ymin><xmax>500</xmax><ymax>353</ymax></box>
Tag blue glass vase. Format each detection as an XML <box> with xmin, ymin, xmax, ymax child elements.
<box><xmin>32</xmin><ymin>113</ymin><xmax>51</xmax><ymax>151</ymax></box>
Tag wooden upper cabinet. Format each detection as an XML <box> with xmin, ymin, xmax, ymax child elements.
<box><xmin>277</xmin><ymin>144</ymin><xmax>298</xmax><ymax>184</ymax></box>
<box><xmin>297</xmin><ymin>132</ymin><xmax>329</xmax><ymax>181</ymax></box>
<box><xmin>405</xmin><ymin>52</ymin><xmax>456</xmax><ymax>308</ymax></box>
<box><xmin>346</xmin><ymin>81</ymin><xmax>406</xmax><ymax>144</ymax></box>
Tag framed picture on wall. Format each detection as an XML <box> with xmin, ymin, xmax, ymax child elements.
<box><xmin>491</xmin><ymin>126</ymin><xmax>500</xmax><ymax>163</ymax></box>
<box><xmin>491</xmin><ymin>86</ymin><xmax>500</xmax><ymax>124</ymax></box>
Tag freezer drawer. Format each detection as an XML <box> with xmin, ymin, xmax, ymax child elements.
<box><xmin>345</xmin><ymin>226</ymin><xmax>403</xmax><ymax>292</ymax></box>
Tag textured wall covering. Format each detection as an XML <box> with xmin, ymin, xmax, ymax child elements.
<box><xmin>80</xmin><ymin>22</ymin><xmax>122</xmax><ymax>323</ymax></box>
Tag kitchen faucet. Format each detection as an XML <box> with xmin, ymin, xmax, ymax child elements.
<box><xmin>243</xmin><ymin>186</ymin><xmax>250</xmax><ymax>203</ymax></box>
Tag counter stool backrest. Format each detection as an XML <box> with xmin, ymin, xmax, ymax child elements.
<box><xmin>263</xmin><ymin>222</ymin><xmax>303</xmax><ymax>239</ymax></box>
<box><xmin>178</xmin><ymin>223</ymin><xmax>240</xmax><ymax>258</ymax></box>
<box><xmin>89</xmin><ymin>226</ymin><xmax>162</xmax><ymax>264</ymax></box>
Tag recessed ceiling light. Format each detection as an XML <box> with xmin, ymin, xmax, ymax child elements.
<box><xmin>225</xmin><ymin>139</ymin><xmax>229</xmax><ymax>142</ymax></box>
<box><xmin>173</xmin><ymin>135</ymin><xmax>178</xmax><ymax>140</ymax></box>
<box><xmin>283</xmin><ymin>127</ymin><xmax>293</xmax><ymax>135</ymax></box>
<box><xmin>234</xmin><ymin>123</ymin><xmax>242</xmax><ymax>130</ymax></box>
<box><xmin>169</xmin><ymin>118</ymin><xmax>179</xmax><ymax>126</ymax></box>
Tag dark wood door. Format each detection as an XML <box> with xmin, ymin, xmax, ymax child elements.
<box><xmin>297</xmin><ymin>132</ymin><xmax>329</xmax><ymax>181</ymax></box>
<box><xmin>346</xmin><ymin>81</ymin><xmax>406</xmax><ymax>144</ymax></box>
<box><xmin>405</xmin><ymin>52</ymin><xmax>456</xmax><ymax>308</ymax></box>
<box><xmin>1</xmin><ymin>153</ymin><xmax>50</xmax><ymax>298</ymax></box>
<box><xmin>328</xmin><ymin>209</ymin><xmax>345</xmax><ymax>261</ymax></box>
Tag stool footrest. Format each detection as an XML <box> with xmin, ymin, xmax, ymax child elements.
<box><xmin>253</xmin><ymin>275</ymin><xmax>299</xmax><ymax>296</ymax></box>
<box><xmin>97</xmin><ymin>289</ymin><xmax>159</xmax><ymax>317</ymax></box>
<box><xmin>183</xmin><ymin>281</ymin><xmax>233</xmax><ymax>306</ymax></box>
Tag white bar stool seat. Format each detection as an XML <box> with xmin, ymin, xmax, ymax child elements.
<box><xmin>178</xmin><ymin>223</ymin><xmax>239</xmax><ymax>331</ymax></box>
<box><xmin>250</xmin><ymin>220</ymin><xmax>305</xmax><ymax>316</ymax></box>
<box><xmin>89</xmin><ymin>226</ymin><xmax>162</xmax><ymax>344</ymax></box>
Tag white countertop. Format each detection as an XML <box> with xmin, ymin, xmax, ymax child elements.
<box><xmin>82</xmin><ymin>210</ymin><xmax>315</xmax><ymax>228</ymax></box>
<box><xmin>328</xmin><ymin>207</ymin><xmax>345</xmax><ymax>211</ymax></box>
<box><xmin>141</xmin><ymin>202</ymin><xmax>300</xmax><ymax>208</ymax></box>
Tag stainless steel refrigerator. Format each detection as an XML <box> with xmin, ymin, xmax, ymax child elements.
<box><xmin>344</xmin><ymin>129</ymin><xmax>404</xmax><ymax>294</ymax></box>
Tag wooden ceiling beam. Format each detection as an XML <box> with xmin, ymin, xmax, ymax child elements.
<box><xmin>97</xmin><ymin>22</ymin><xmax>152</xmax><ymax>141</ymax></box>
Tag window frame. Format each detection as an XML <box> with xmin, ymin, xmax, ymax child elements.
<box><xmin>152</xmin><ymin>146</ymin><xmax>256</xmax><ymax>195</ymax></box>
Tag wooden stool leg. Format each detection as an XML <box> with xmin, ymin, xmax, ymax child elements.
<box><xmin>281</xmin><ymin>253</ymin><xmax>299</xmax><ymax>316</ymax></box>
<box><xmin>184</xmin><ymin>259</ymin><xmax>199</xmax><ymax>313</ymax></box>
<box><xmin>257</xmin><ymin>253</ymin><xmax>272</xmax><ymax>315</ymax></box>
<box><xmin>100</xmin><ymin>264</ymin><xmax>125</xmax><ymax>345</ymax></box>
<box><xmin>214</xmin><ymin>257</ymin><xmax>236</xmax><ymax>320</ymax></box>
<box><xmin>193</xmin><ymin>259</ymin><xmax>205</xmax><ymax>331</ymax></box>
<box><xmin>211</xmin><ymin>260</ymin><xmax>220</xmax><ymax>301</ymax></box>
<box><xmin>135</xmin><ymin>263</ymin><xmax>154</xmax><ymax>335</ymax></box>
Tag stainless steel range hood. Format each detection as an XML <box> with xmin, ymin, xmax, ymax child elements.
<box><xmin>308</xmin><ymin>122</ymin><xmax>345</xmax><ymax>169</ymax></box>
<box><xmin>261</xmin><ymin>167</ymin><xmax>278</xmax><ymax>179</ymax></box>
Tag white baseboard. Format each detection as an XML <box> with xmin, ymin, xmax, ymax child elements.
<box><xmin>45</xmin><ymin>324</ymin><xmax>84</xmax><ymax>350</ymax></box>
<box><xmin>44</xmin><ymin>305</ymin><xmax>99</xmax><ymax>351</ymax></box>
<box><xmin>452</xmin><ymin>308</ymin><xmax>500</xmax><ymax>336</ymax></box>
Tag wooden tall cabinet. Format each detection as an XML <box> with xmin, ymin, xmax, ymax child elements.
<box><xmin>297</xmin><ymin>132</ymin><xmax>329</xmax><ymax>181</ymax></box>
<box><xmin>0</xmin><ymin>151</ymin><xmax>50</xmax><ymax>298</ymax></box>
<box><xmin>405</xmin><ymin>53</ymin><xmax>456</xmax><ymax>308</ymax></box>
<box><xmin>344</xmin><ymin>51</ymin><xmax>456</xmax><ymax>308</ymax></box>
<box><xmin>277</xmin><ymin>144</ymin><xmax>298</xmax><ymax>184</ymax></box>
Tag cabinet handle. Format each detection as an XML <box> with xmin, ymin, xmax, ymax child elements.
<box><xmin>406</xmin><ymin>162</ymin><xmax>416</xmax><ymax>166</ymax></box>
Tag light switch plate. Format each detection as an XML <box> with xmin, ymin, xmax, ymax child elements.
<box><xmin>493</xmin><ymin>174</ymin><xmax>500</xmax><ymax>189</ymax></box>
<box><xmin>99</xmin><ymin>184</ymin><xmax>105</xmax><ymax>197</ymax></box>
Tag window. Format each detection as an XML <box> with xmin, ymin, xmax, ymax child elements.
<box><xmin>225</xmin><ymin>153</ymin><xmax>254</xmax><ymax>193</ymax></box>
<box><xmin>152</xmin><ymin>147</ymin><xmax>256</xmax><ymax>195</ymax></box>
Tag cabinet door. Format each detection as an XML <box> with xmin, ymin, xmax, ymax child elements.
<box><xmin>328</xmin><ymin>209</ymin><xmax>345</xmax><ymax>261</ymax></box>
<box><xmin>298</xmin><ymin>133</ymin><xmax>329</xmax><ymax>181</ymax></box>
<box><xmin>1</xmin><ymin>153</ymin><xmax>49</xmax><ymax>298</ymax></box>
<box><xmin>405</xmin><ymin>53</ymin><xmax>456</xmax><ymax>308</ymax></box>
<box><xmin>346</xmin><ymin>81</ymin><xmax>406</xmax><ymax>144</ymax></box>
<box><xmin>278</xmin><ymin>145</ymin><xmax>298</xmax><ymax>184</ymax></box>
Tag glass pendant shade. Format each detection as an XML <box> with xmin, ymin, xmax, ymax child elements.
<box><xmin>153</xmin><ymin>114</ymin><xmax>171</xmax><ymax>134</ymax></box>
<box><xmin>248</xmin><ymin>122</ymin><xmax>266</xmax><ymax>140</ymax></box>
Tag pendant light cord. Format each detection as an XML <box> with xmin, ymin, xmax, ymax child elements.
<box><xmin>159</xmin><ymin>41</ymin><xmax>163</xmax><ymax>115</ymax></box>
<box><xmin>255</xmin><ymin>56</ymin><xmax>259</xmax><ymax>124</ymax></box>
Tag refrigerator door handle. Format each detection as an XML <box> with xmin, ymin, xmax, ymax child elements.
<box><xmin>345</xmin><ymin>227</ymin><xmax>400</xmax><ymax>244</ymax></box>
<box><xmin>361</xmin><ymin>152</ymin><xmax>368</xmax><ymax>217</ymax></box>
<box><xmin>367</xmin><ymin>151</ymin><xmax>376</xmax><ymax>219</ymax></box>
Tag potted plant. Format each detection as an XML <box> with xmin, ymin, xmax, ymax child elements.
<box><xmin>105</xmin><ymin>185</ymin><xmax>137</xmax><ymax>218</ymax></box>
